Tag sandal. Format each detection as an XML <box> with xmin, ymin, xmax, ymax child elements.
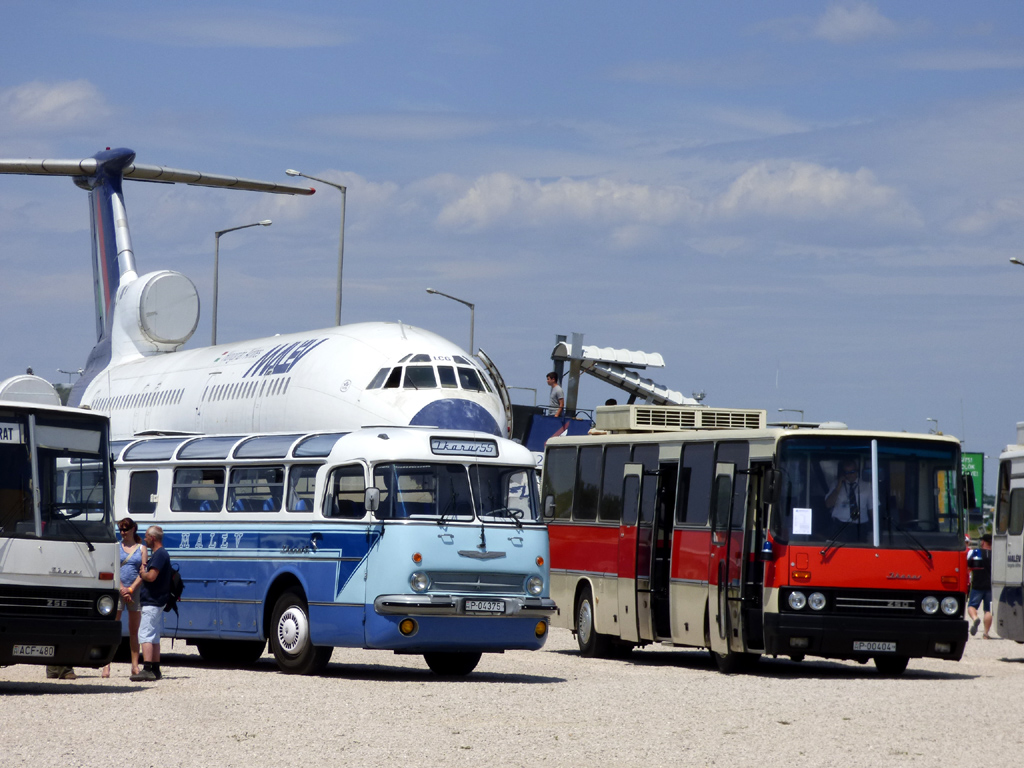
<box><xmin>101</xmin><ymin>667</ymin><xmax>110</xmax><ymax>678</ymax></box>
<box><xmin>983</xmin><ymin>634</ymin><xmax>992</xmax><ymax>639</ymax></box>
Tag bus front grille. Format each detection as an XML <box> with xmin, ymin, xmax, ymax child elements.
<box><xmin>0</xmin><ymin>586</ymin><xmax>100</xmax><ymax>618</ymax></box>
<box><xmin>429</xmin><ymin>572</ymin><xmax>526</xmax><ymax>594</ymax></box>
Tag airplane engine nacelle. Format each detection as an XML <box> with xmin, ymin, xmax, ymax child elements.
<box><xmin>117</xmin><ymin>270</ymin><xmax>199</xmax><ymax>355</ymax></box>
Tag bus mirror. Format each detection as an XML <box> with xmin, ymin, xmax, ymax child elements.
<box><xmin>544</xmin><ymin>495</ymin><xmax>556</xmax><ymax>519</ymax></box>
<box><xmin>765</xmin><ymin>468</ymin><xmax>782</xmax><ymax>506</ymax></box>
<box><xmin>364</xmin><ymin>487</ymin><xmax>380</xmax><ymax>512</ymax></box>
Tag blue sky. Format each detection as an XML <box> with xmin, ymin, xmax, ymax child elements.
<box><xmin>0</xmin><ymin>2</ymin><xmax>1021</xmax><ymax>490</ymax></box>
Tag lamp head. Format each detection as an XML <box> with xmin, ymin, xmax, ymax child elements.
<box><xmin>285</xmin><ymin>169</ymin><xmax>301</xmax><ymax>177</ymax></box>
<box><xmin>259</xmin><ymin>220</ymin><xmax>272</xmax><ymax>226</ymax></box>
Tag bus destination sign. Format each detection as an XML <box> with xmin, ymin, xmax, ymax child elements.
<box><xmin>0</xmin><ymin>422</ymin><xmax>23</xmax><ymax>444</ymax></box>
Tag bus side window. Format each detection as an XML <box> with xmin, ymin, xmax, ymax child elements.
<box><xmin>680</xmin><ymin>442</ymin><xmax>714</xmax><ymax>526</ymax></box>
<box><xmin>287</xmin><ymin>465</ymin><xmax>319</xmax><ymax>512</ymax></box>
<box><xmin>541</xmin><ymin>446</ymin><xmax>577</xmax><ymax>520</ymax></box>
<box><xmin>599</xmin><ymin>445</ymin><xmax>629</xmax><ymax>523</ymax></box>
<box><xmin>712</xmin><ymin>464</ymin><xmax>735</xmax><ymax>531</ymax></box>
<box><xmin>996</xmin><ymin>460</ymin><xmax>1012</xmax><ymax>535</ymax></box>
<box><xmin>171</xmin><ymin>468</ymin><xmax>224</xmax><ymax>512</ymax></box>
<box><xmin>574</xmin><ymin>446</ymin><xmax>602</xmax><ymax>521</ymax></box>
<box><xmin>1010</xmin><ymin>489</ymin><xmax>1024</xmax><ymax>537</ymax></box>
<box><xmin>326</xmin><ymin>465</ymin><xmax>366</xmax><ymax>519</ymax></box>
<box><xmin>128</xmin><ymin>470</ymin><xmax>158</xmax><ymax>515</ymax></box>
<box><xmin>229</xmin><ymin>466</ymin><xmax>284</xmax><ymax>512</ymax></box>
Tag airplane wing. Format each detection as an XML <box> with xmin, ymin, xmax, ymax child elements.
<box><xmin>0</xmin><ymin>157</ymin><xmax>315</xmax><ymax>196</ymax></box>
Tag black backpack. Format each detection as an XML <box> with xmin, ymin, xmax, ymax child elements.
<box><xmin>164</xmin><ymin>563</ymin><xmax>184</xmax><ymax>616</ymax></box>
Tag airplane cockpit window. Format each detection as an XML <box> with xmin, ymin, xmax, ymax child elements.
<box><xmin>404</xmin><ymin>366</ymin><xmax>437</xmax><ymax>389</ymax></box>
<box><xmin>410</xmin><ymin>354</ymin><xmax>432</xmax><ymax>363</ymax></box>
<box><xmin>457</xmin><ymin>367</ymin><xmax>485</xmax><ymax>392</ymax></box>
<box><xmin>453</xmin><ymin>356</ymin><xmax>471</xmax><ymax>365</ymax></box>
<box><xmin>366</xmin><ymin>368</ymin><xmax>390</xmax><ymax>390</ymax></box>
<box><xmin>383</xmin><ymin>368</ymin><xmax>402</xmax><ymax>388</ymax></box>
<box><xmin>438</xmin><ymin>366</ymin><xmax>458</xmax><ymax>388</ymax></box>
<box><xmin>398</xmin><ymin>354</ymin><xmax>412</xmax><ymax>363</ymax></box>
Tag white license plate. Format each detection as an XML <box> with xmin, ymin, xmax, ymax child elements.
<box><xmin>13</xmin><ymin>644</ymin><xmax>55</xmax><ymax>658</ymax></box>
<box><xmin>465</xmin><ymin>599</ymin><xmax>505</xmax><ymax>614</ymax></box>
<box><xmin>853</xmin><ymin>641</ymin><xmax>897</xmax><ymax>653</ymax></box>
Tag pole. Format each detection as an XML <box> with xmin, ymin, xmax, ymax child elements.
<box><xmin>212</xmin><ymin>233</ymin><xmax>221</xmax><ymax>345</ymax></box>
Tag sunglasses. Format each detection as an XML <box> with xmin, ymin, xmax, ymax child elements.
<box><xmin>119</xmin><ymin>526</ymin><xmax>133</xmax><ymax>533</ymax></box>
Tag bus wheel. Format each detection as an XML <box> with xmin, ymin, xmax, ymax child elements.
<box><xmin>197</xmin><ymin>640</ymin><xmax>266</xmax><ymax>666</ymax></box>
<box><xmin>710</xmin><ymin>649</ymin><xmax>761</xmax><ymax>674</ymax></box>
<box><xmin>270</xmin><ymin>589</ymin><xmax>332</xmax><ymax>675</ymax></box>
<box><xmin>873</xmin><ymin>655</ymin><xmax>909</xmax><ymax>677</ymax></box>
<box><xmin>575</xmin><ymin>587</ymin><xmax>612</xmax><ymax>658</ymax></box>
<box><xmin>423</xmin><ymin>652</ymin><xmax>482</xmax><ymax>676</ymax></box>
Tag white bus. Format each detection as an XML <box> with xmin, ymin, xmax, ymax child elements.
<box><xmin>113</xmin><ymin>426</ymin><xmax>555</xmax><ymax>675</ymax></box>
<box><xmin>993</xmin><ymin>422</ymin><xmax>1024</xmax><ymax>641</ymax></box>
<box><xmin>0</xmin><ymin>400</ymin><xmax>121</xmax><ymax>669</ymax></box>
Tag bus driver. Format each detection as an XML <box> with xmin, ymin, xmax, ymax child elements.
<box><xmin>825</xmin><ymin>460</ymin><xmax>873</xmax><ymax>526</ymax></box>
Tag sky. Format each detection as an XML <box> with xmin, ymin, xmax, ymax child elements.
<box><xmin>0</xmin><ymin>1</ymin><xmax>1021</xmax><ymax>491</ymax></box>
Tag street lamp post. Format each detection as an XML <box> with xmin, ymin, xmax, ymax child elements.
<box><xmin>212</xmin><ymin>220</ymin><xmax>272</xmax><ymax>345</ymax></box>
<box><xmin>927</xmin><ymin>417</ymin><xmax>939</xmax><ymax>434</ymax></box>
<box><xmin>778</xmin><ymin>408</ymin><xmax>804</xmax><ymax>422</ymax></box>
<box><xmin>426</xmin><ymin>288</ymin><xmax>475</xmax><ymax>354</ymax></box>
<box><xmin>286</xmin><ymin>169</ymin><xmax>346</xmax><ymax>326</ymax></box>
<box><xmin>1011</xmin><ymin>257</ymin><xmax>1024</xmax><ymax>267</ymax></box>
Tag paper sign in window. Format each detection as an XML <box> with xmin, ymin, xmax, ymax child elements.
<box><xmin>792</xmin><ymin>507</ymin><xmax>813</xmax><ymax>535</ymax></box>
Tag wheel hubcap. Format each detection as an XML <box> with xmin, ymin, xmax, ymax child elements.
<box><xmin>277</xmin><ymin>606</ymin><xmax>308</xmax><ymax>656</ymax></box>
<box><xmin>578</xmin><ymin>599</ymin><xmax>593</xmax><ymax>644</ymax></box>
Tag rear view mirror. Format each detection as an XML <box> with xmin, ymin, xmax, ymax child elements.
<box><xmin>364</xmin><ymin>487</ymin><xmax>380</xmax><ymax>512</ymax></box>
<box><xmin>544</xmin><ymin>495</ymin><xmax>555</xmax><ymax>519</ymax></box>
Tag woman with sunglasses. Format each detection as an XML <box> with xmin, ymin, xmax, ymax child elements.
<box><xmin>102</xmin><ymin>517</ymin><xmax>148</xmax><ymax>677</ymax></box>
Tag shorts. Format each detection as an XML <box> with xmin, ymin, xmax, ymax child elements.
<box><xmin>968</xmin><ymin>589</ymin><xmax>991</xmax><ymax>612</ymax></box>
<box><xmin>118</xmin><ymin>591</ymin><xmax>141</xmax><ymax>612</ymax></box>
<box><xmin>138</xmin><ymin>605</ymin><xmax>164</xmax><ymax>645</ymax></box>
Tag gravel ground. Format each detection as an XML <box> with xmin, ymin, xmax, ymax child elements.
<box><xmin>0</xmin><ymin>628</ymin><xmax>1017</xmax><ymax>768</ymax></box>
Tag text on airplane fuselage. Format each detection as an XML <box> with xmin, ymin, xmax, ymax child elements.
<box><xmin>238</xmin><ymin>338</ymin><xmax>328</xmax><ymax>378</ymax></box>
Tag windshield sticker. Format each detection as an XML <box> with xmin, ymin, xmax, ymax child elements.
<box><xmin>0</xmin><ymin>422</ymin><xmax>23</xmax><ymax>444</ymax></box>
<box><xmin>792</xmin><ymin>507</ymin><xmax>813</xmax><ymax>536</ymax></box>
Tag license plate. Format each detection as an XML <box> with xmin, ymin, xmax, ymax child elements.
<box><xmin>853</xmin><ymin>641</ymin><xmax>897</xmax><ymax>653</ymax></box>
<box><xmin>465</xmin><ymin>599</ymin><xmax>505</xmax><ymax>614</ymax></box>
<box><xmin>13</xmin><ymin>644</ymin><xmax>55</xmax><ymax>658</ymax></box>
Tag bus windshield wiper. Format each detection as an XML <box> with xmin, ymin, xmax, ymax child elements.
<box><xmin>50</xmin><ymin>504</ymin><xmax>96</xmax><ymax>552</ymax></box>
<box><xmin>888</xmin><ymin>519</ymin><xmax>932</xmax><ymax>561</ymax></box>
<box><xmin>820</xmin><ymin>519</ymin><xmax>853</xmax><ymax>558</ymax></box>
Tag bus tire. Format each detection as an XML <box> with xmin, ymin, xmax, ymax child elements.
<box><xmin>197</xmin><ymin>639</ymin><xmax>266</xmax><ymax>666</ymax></box>
<box><xmin>873</xmin><ymin>655</ymin><xmax>909</xmax><ymax>677</ymax></box>
<box><xmin>423</xmin><ymin>651</ymin><xmax>482</xmax><ymax>676</ymax></box>
<box><xmin>575</xmin><ymin>586</ymin><xmax>612</xmax><ymax>658</ymax></box>
<box><xmin>269</xmin><ymin>589</ymin><xmax>332</xmax><ymax>675</ymax></box>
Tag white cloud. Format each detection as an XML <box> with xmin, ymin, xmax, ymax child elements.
<box><xmin>156</xmin><ymin>13</ymin><xmax>353</xmax><ymax>48</ymax></box>
<box><xmin>436</xmin><ymin>173</ymin><xmax>701</xmax><ymax>231</ymax></box>
<box><xmin>309</xmin><ymin>113</ymin><xmax>498</xmax><ymax>142</ymax></box>
<box><xmin>713</xmin><ymin>161</ymin><xmax>915</xmax><ymax>222</ymax></box>
<box><xmin>812</xmin><ymin>3</ymin><xmax>897</xmax><ymax>43</ymax></box>
<box><xmin>952</xmin><ymin>198</ymin><xmax>1024</xmax><ymax>234</ymax></box>
<box><xmin>0</xmin><ymin>80</ymin><xmax>109</xmax><ymax>130</ymax></box>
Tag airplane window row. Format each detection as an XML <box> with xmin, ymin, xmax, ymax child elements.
<box><xmin>366</xmin><ymin>364</ymin><xmax>492</xmax><ymax>393</ymax></box>
<box><xmin>92</xmin><ymin>388</ymin><xmax>186</xmax><ymax>412</ymax></box>
<box><xmin>201</xmin><ymin>377</ymin><xmax>292</xmax><ymax>403</ymax></box>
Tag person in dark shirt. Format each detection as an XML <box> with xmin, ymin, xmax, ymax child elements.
<box><xmin>968</xmin><ymin>533</ymin><xmax>992</xmax><ymax>639</ymax></box>
<box><xmin>130</xmin><ymin>525</ymin><xmax>172</xmax><ymax>681</ymax></box>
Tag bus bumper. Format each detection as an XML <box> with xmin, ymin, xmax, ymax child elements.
<box><xmin>763</xmin><ymin>613</ymin><xmax>967</xmax><ymax>661</ymax></box>
<box><xmin>373</xmin><ymin>594</ymin><xmax>557</xmax><ymax>617</ymax></box>
<box><xmin>0</xmin><ymin>617</ymin><xmax>122</xmax><ymax>668</ymax></box>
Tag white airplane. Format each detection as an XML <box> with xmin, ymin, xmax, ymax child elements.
<box><xmin>0</xmin><ymin>148</ymin><xmax>510</xmax><ymax>441</ymax></box>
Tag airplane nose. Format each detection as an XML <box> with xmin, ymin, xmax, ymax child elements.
<box><xmin>410</xmin><ymin>399</ymin><xmax>501</xmax><ymax>436</ymax></box>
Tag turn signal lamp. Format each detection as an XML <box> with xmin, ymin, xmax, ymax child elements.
<box><xmin>99</xmin><ymin>572</ymin><xmax>114</xmax><ymax>581</ymax></box>
<box><xmin>940</xmin><ymin>576</ymin><xmax>958</xmax><ymax>588</ymax></box>
<box><xmin>399</xmin><ymin>619</ymin><xmax>417</xmax><ymax>636</ymax></box>
<box><xmin>536</xmin><ymin>556</ymin><xmax>544</xmax><ymax>567</ymax></box>
<box><xmin>792</xmin><ymin>570</ymin><xmax>812</xmax><ymax>582</ymax></box>
<box><xmin>535</xmin><ymin>621</ymin><xmax>548</xmax><ymax>638</ymax></box>
<box><xmin>412</xmin><ymin>552</ymin><xmax>422</xmax><ymax>564</ymax></box>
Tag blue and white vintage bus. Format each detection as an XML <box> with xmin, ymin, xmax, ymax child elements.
<box><xmin>112</xmin><ymin>426</ymin><xmax>555</xmax><ymax>675</ymax></box>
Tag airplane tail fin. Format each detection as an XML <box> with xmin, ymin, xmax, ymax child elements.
<box><xmin>0</xmin><ymin>148</ymin><xmax>315</xmax><ymax>405</ymax></box>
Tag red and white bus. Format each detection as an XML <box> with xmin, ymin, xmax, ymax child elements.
<box><xmin>542</xmin><ymin>404</ymin><xmax>969</xmax><ymax>675</ymax></box>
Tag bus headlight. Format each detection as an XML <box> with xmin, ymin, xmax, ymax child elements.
<box><xmin>921</xmin><ymin>596</ymin><xmax>939</xmax><ymax>615</ymax></box>
<box><xmin>808</xmin><ymin>592</ymin><xmax>826</xmax><ymax>611</ymax></box>
<box><xmin>940</xmin><ymin>596</ymin><xmax>959</xmax><ymax>616</ymax></box>
<box><xmin>526</xmin><ymin>575</ymin><xmax>544</xmax><ymax>596</ymax></box>
<box><xmin>96</xmin><ymin>594</ymin><xmax>116</xmax><ymax>616</ymax></box>
<box><xmin>788</xmin><ymin>591</ymin><xmax>807</xmax><ymax>610</ymax></box>
<box><xmin>409</xmin><ymin>572</ymin><xmax>430</xmax><ymax>593</ymax></box>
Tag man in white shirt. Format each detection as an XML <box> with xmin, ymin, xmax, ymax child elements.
<box><xmin>825</xmin><ymin>460</ymin><xmax>872</xmax><ymax>524</ymax></box>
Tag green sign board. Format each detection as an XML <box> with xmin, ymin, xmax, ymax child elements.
<box><xmin>962</xmin><ymin>452</ymin><xmax>984</xmax><ymax>509</ymax></box>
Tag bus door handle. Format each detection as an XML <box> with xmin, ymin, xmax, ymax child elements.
<box><xmin>438</xmin><ymin>533</ymin><xmax>454</xmax><ymax>544</ymax></box>
<box><xmin>309</xmin><ymin>532</ymin><xmax>323</xmax><ymax>552</ymax></box>
<box><xmin>508</xmin><ymin>536</ymin><xmax>523</xmax><ymax>547</ymax></box>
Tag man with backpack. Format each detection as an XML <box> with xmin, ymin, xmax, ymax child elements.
<box><xmin>131</xmin><ymin>525</ymin><xmax>172</xmax><ymax>682</ymax></box>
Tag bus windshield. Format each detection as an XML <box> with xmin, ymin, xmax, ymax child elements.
<box><xmin>372</xmin><ymin>462</ymin><xmax>539</xmax><ymax>523</ymax></box>
<box><xmin>0</xmin><ymin>411</ymin><xmax>114</xmax><ymax>542</ymax></box>
<box><xmin>772</xmin><ymin>436</ymin><xmax>962</xmax><ymax>550</ymax></box>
